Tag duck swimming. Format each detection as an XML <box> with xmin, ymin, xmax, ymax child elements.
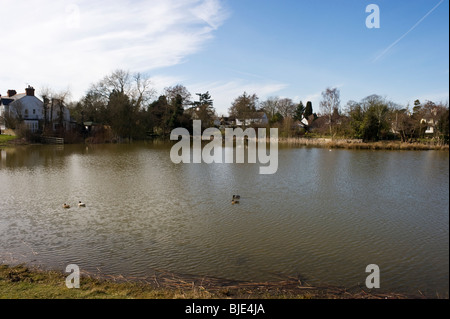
<box><xmin>232</xmin><ymin>195</ymin><xmax>240</xmax><ymax>200</ymax></box>
<box><xmin>231</xmin><ymin>200</ymin><xmax>239</xmax><ymax>205</ymax></box>
<box><xmin>78</xmin><ymin>201</ymin><xmax>86</xmax><ymax>207</ymax></box>
<box><xmin>63</xmin><ymin>203</ymin><xmax>70</xmax><ymax>209</ymax></box>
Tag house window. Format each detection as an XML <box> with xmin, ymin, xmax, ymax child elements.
<box><xmin>33</xmin><ymin>109</ymin><xmax>36</xmax><ymax>115</ymax></box>
<box><xmin>24</xmin><ymin>109</ymin><xmax>29</xmax><ymax>118</ymax></box>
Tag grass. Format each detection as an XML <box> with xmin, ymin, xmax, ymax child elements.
<box><xmin>0</xmin><ymin>264</ymin><xmax>426</xmax><ymax>299</ymax></box>
<box><xmin>0</xmin><ymin>135</ymin><xmax>18</xmax><ymax>146</ymax></box>
<box><xmin>0</xmin><ymin>265</ymin><xmax>203</xmax><ymax>299</ymax></box>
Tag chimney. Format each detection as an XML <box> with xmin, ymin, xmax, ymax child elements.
<box><xmin>25</xmin><ymin>85</ymin><xmax>35</xmax><ymax>96</ymax></box>
<box><xmin>7</xmin><ymin>90</ymin><xmax>17</xmax><ymax>97</ymax></box>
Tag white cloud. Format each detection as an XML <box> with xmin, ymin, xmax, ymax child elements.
<box><xmin>373</xmin><ymin>0</ymin><xmax>445</xmax><ymax>63</ymax></box>
<box><xmin>1</xmin><ymin>0</ymin><xmax>228</xmax><ymax>100</ymax></box>
<box><xmin>189</xmin><ymin>0</ymin><xmax>227</xmax><ymax>30</ymax></box>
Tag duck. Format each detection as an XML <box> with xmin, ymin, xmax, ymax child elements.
<box><xmin>63</xmin><ymin>203</ymin><xmax>71</xmax><ymax>209</ymax></box>
<box><xmin>78</xmin><ymin>201</ymin><xmax>86</xmax><ymax>207</ymax></box>
<box><xmin>232</xmin><ymin>199</ymin><xmax>239</xmax><ymax>205</ymax></box>
<box><xmin>232</xmin><ymin>195</ymin><xmax>241</xmax><ymax>200</ymax></box>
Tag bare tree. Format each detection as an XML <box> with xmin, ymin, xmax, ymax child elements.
<box><xmin>54</xmin><ymin>90</ymin><xmax>71</xmax><ymax>134</ymax></box>
<box><xmin>228</xmin><ymin>92</ymin><xmax>259</xmax><ymax>128</ymax></box>
<box><xmin>89</xmin><ymin>69</ymin><xmax>155</xmax><ymax>109</ymax></box>
<box><xmin>164</xmin><ymin>84</ymin><xmax>192</xmax><ymax>108</ymax></box>
<box><xmin>132</xmin><ymin>72</ymin><xmax>156</xmax><ymax>110</ymax></box>
<box><xmin>89</xmin><ymin>69</ymin><xmax>132</xmax><ymax>102</ymax></box>
<box><xmin>39</xmin><ymin>88</ymin><xmax>71</xmax><ymax>134</ymax></box>
<box><xmin>103</xmin><ymin>69</ymin><xmax>131</xmax><ymax>95</ymax></box>
<box><xmin>392</xmin><ymin>107</ymin><xmax>415</xmax><ymax>142</ymax></box>
<box><xmin>277</xmin><ymin>98</ymin><xmax>295</xmax><ymax>119</ymax></box>
<box><xmin>1</xmin><ymin>99</ymin><xmax>24</xmax><ymax>130</ymax></box>
<box><xmin>320</xmin><ymin>87</ymin><xmax>341</xmax><ymax>136</ymax></box>
<box><xmin>261</xmin><ymin>96</ymin><xmax>279</xmax><ymax>119</ymax></box>
<box><xmin>40</xmin><ymin>87</ymin><xmax>52</xmax><ymax>132</ymax></box>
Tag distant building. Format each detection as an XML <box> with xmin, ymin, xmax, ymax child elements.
<box><xmin>0</xmin><ymin>86</ymin><xmax>71</xmax><ymax>134</ymax></box>
<box><xmin>1</xmin><ymin>86</ymin><xmax>43</xmax><ymax>133</ymax></box>
<box><xmin>420</xmin><ymin>106</ymin><xmax>439</xmax><ymax>135</ymax></box>
<box><xmin>213</xmin><ymin>117</ymin><xmax>221</xmax><ymax>127</ymax></box>
<box><xmin>235</xmin><ymin>112</ymin><xmax>268</xmax><ymax>127</ymax></box>
<box><xmin>421</xmin><ymin>117</ymin><xmax>437</xmax><ymax>135</ymax></box>
<box><xmin>219</xmin><ymin>116</ymin><xmax>236</xmax><ymax>127</ymax></box>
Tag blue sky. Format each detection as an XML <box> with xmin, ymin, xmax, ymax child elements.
<box><xmin>1</xmin><ymin>0</ymin><xmax>448</xmax><ymax>116</ymax></box>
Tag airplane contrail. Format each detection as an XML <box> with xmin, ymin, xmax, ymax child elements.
<box><xmin>373</xmin><ymin>0</ymin><xmax>445</xmax><ymax>62</ymax></box>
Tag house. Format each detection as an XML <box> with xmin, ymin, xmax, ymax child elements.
<box><xmin>213</xmin><ymin>117</ymin><xmax>221</xmax><ymax>127</ymax></box>
<box><xmin>235</xmin><ymin>112</ymin><xmax>268</xmax><ymax>127</ymax></box>
<box><xmin>300</xmin><ymin>117</ymin><xmax>309</xmax><ymax>127</ymax></box>
<box><xmin>421</xmin><ymin>117</ymin><xmax>437</xmax><ymax>135</ymax></box>
<box><xmin>420</xmin><ymin>107</ymin><xmax>439</xmax><ymax>135</ymax></box>
<box><xmin>1</xmin><ymin>87</ymin><xmax>43</xmax><ymax>133</ymax></box>
<box><xmin>0</xmin><ymin>96</ymin><xmax>12</xmax><ymax>132</ymax></box>
<box><xmin>0</xmin><ymin>86</ymin><xmax>71</xmax><ymax>134</ymax></box>
<box><xmin>219</xmin><ymin>116</ymin><xmax>236</xmax><ymax>127</ymax></box>
<box><xmin>294</xmin><ymin>116</ymin><xmax>310</xmax><ymax>129</ymax></box>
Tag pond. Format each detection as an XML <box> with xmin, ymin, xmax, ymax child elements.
<box><xmin>0</xmin><ymin>143</ymin><xmax>448</xmax><ymax>296</ymax></box>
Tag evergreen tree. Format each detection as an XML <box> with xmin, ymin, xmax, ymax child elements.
<box><xmin>304</xmin><ymin>101</ymin><xmax>313</xmax><ymax>118</ymax></box>
<box><xmin>294</xmin><ymin>101</ymin><xmax>305</xmax><ymax>121</ymax></box>
<box><xmin>193</xmin><ymin>91</ymin><xmax>215</xmax><ymax>129</ymax></box>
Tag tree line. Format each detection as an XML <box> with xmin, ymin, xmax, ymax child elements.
<box><xmin>227</xmin><ymin>87</ymin><xmax>448</xmax><ymax>144</ymax></box>
<box><xmin>316</xmin><ymin>88</ymin><xmax>449</xmax><ymax>144</ymax></box>
<box><xmin>55</xmin><ymin>70</ymin><xmax>447</xmax><ymax>144</ymax></box>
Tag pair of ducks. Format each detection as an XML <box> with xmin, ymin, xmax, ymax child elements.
<box><xmin>63</xmin><ymin>201</ymin><xmax>86</xmax><ymax>209</ymax></box>
<box><xmin>232</xmin><ymin>195</ymin><xmax>240</xmax><ymax>205</ymax></box>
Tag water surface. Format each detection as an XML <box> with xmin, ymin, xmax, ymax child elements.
<box><xmin>0</xmin><ymin>143</ymin><xmax>448</xmax><ymax>296</ymax></box>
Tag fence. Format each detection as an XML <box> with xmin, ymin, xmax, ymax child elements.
<box><xmin>41</xmin><ymin>136</ymin><xmax>64</xmax><ymax>144</ymax></box>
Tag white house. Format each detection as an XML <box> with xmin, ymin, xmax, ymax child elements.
<box><xmin>235</xmin><ymin>112</ymin><xmax>269</xmax><ymax>126</ymax></box>
<box><xmin>420</xmin><ymin>107</ymin><xmax>439</xmax><ymax>135</ymax></box>
<box><xmin>0</xmin><ymin>86</ymin><xmax>71</xmax><ymax>133</ymax></box>
<box><xmin>421</xmin><ymin>117</ymin><xmax>436</xmax><ymax>134</ymax></box>
<box><xmin>0</xmin><ymin>87</ymin><xmax>43</xmax><ymax>133</ymax></box>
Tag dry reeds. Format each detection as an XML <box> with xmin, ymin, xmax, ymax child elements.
<box><xmin>1</xmin><ymin>263</ymin><xmax>430</xmax><ymax>299</ymax></box>
<box><xmin>277</xmin><ymin>138</ymin><xmax>449</xmax><ymax>151</ymax></box>
<box><xmin>77</xmin><ymin>267</ymin><xmax>419</xmax><ymax>299</ymax></box>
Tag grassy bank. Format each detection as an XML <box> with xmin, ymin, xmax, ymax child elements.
<box><xmin>2</xmin><ymin>133</ymin><xmax>448</xmax><ymax>151</ymax></box>
<box><xmin>0</xmin><ymin>135</ymin><xmax>18</xmax><ymax>146</ymax></box>
<box><xmin>278</xmin><ymin>137</ymin><xmax>449</xmax><ymax>151</ymax></box>
<box><xmin>0</xmin><ymin>264</ymin><xmax>425</xmax><ymax>299</ymax></box>
<box><xmin>0</xmin><ymin>264</ymin><xmax>191</xmax><ymax>299</ymax></box>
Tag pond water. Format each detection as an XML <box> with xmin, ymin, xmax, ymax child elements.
<box><xmin>0</xmin><ymin>143</ymin><xmax>448</xmax><ymax>296</ymax></box>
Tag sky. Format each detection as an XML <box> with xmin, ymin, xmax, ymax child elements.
<box><xmin>1</xmin><ymin>0</ymin><xmax>449</xmax><ymax>116</ymax></box>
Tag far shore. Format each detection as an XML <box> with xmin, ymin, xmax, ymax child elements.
<box><xmin>1</xmin><ymin>134</ymin><xmax>448</xmax><ymax>151</ymax></box>
<box><xmin>277</xmin><ymin>137</ymin><xmax>449</xmax><ymax>151</ymax></box>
